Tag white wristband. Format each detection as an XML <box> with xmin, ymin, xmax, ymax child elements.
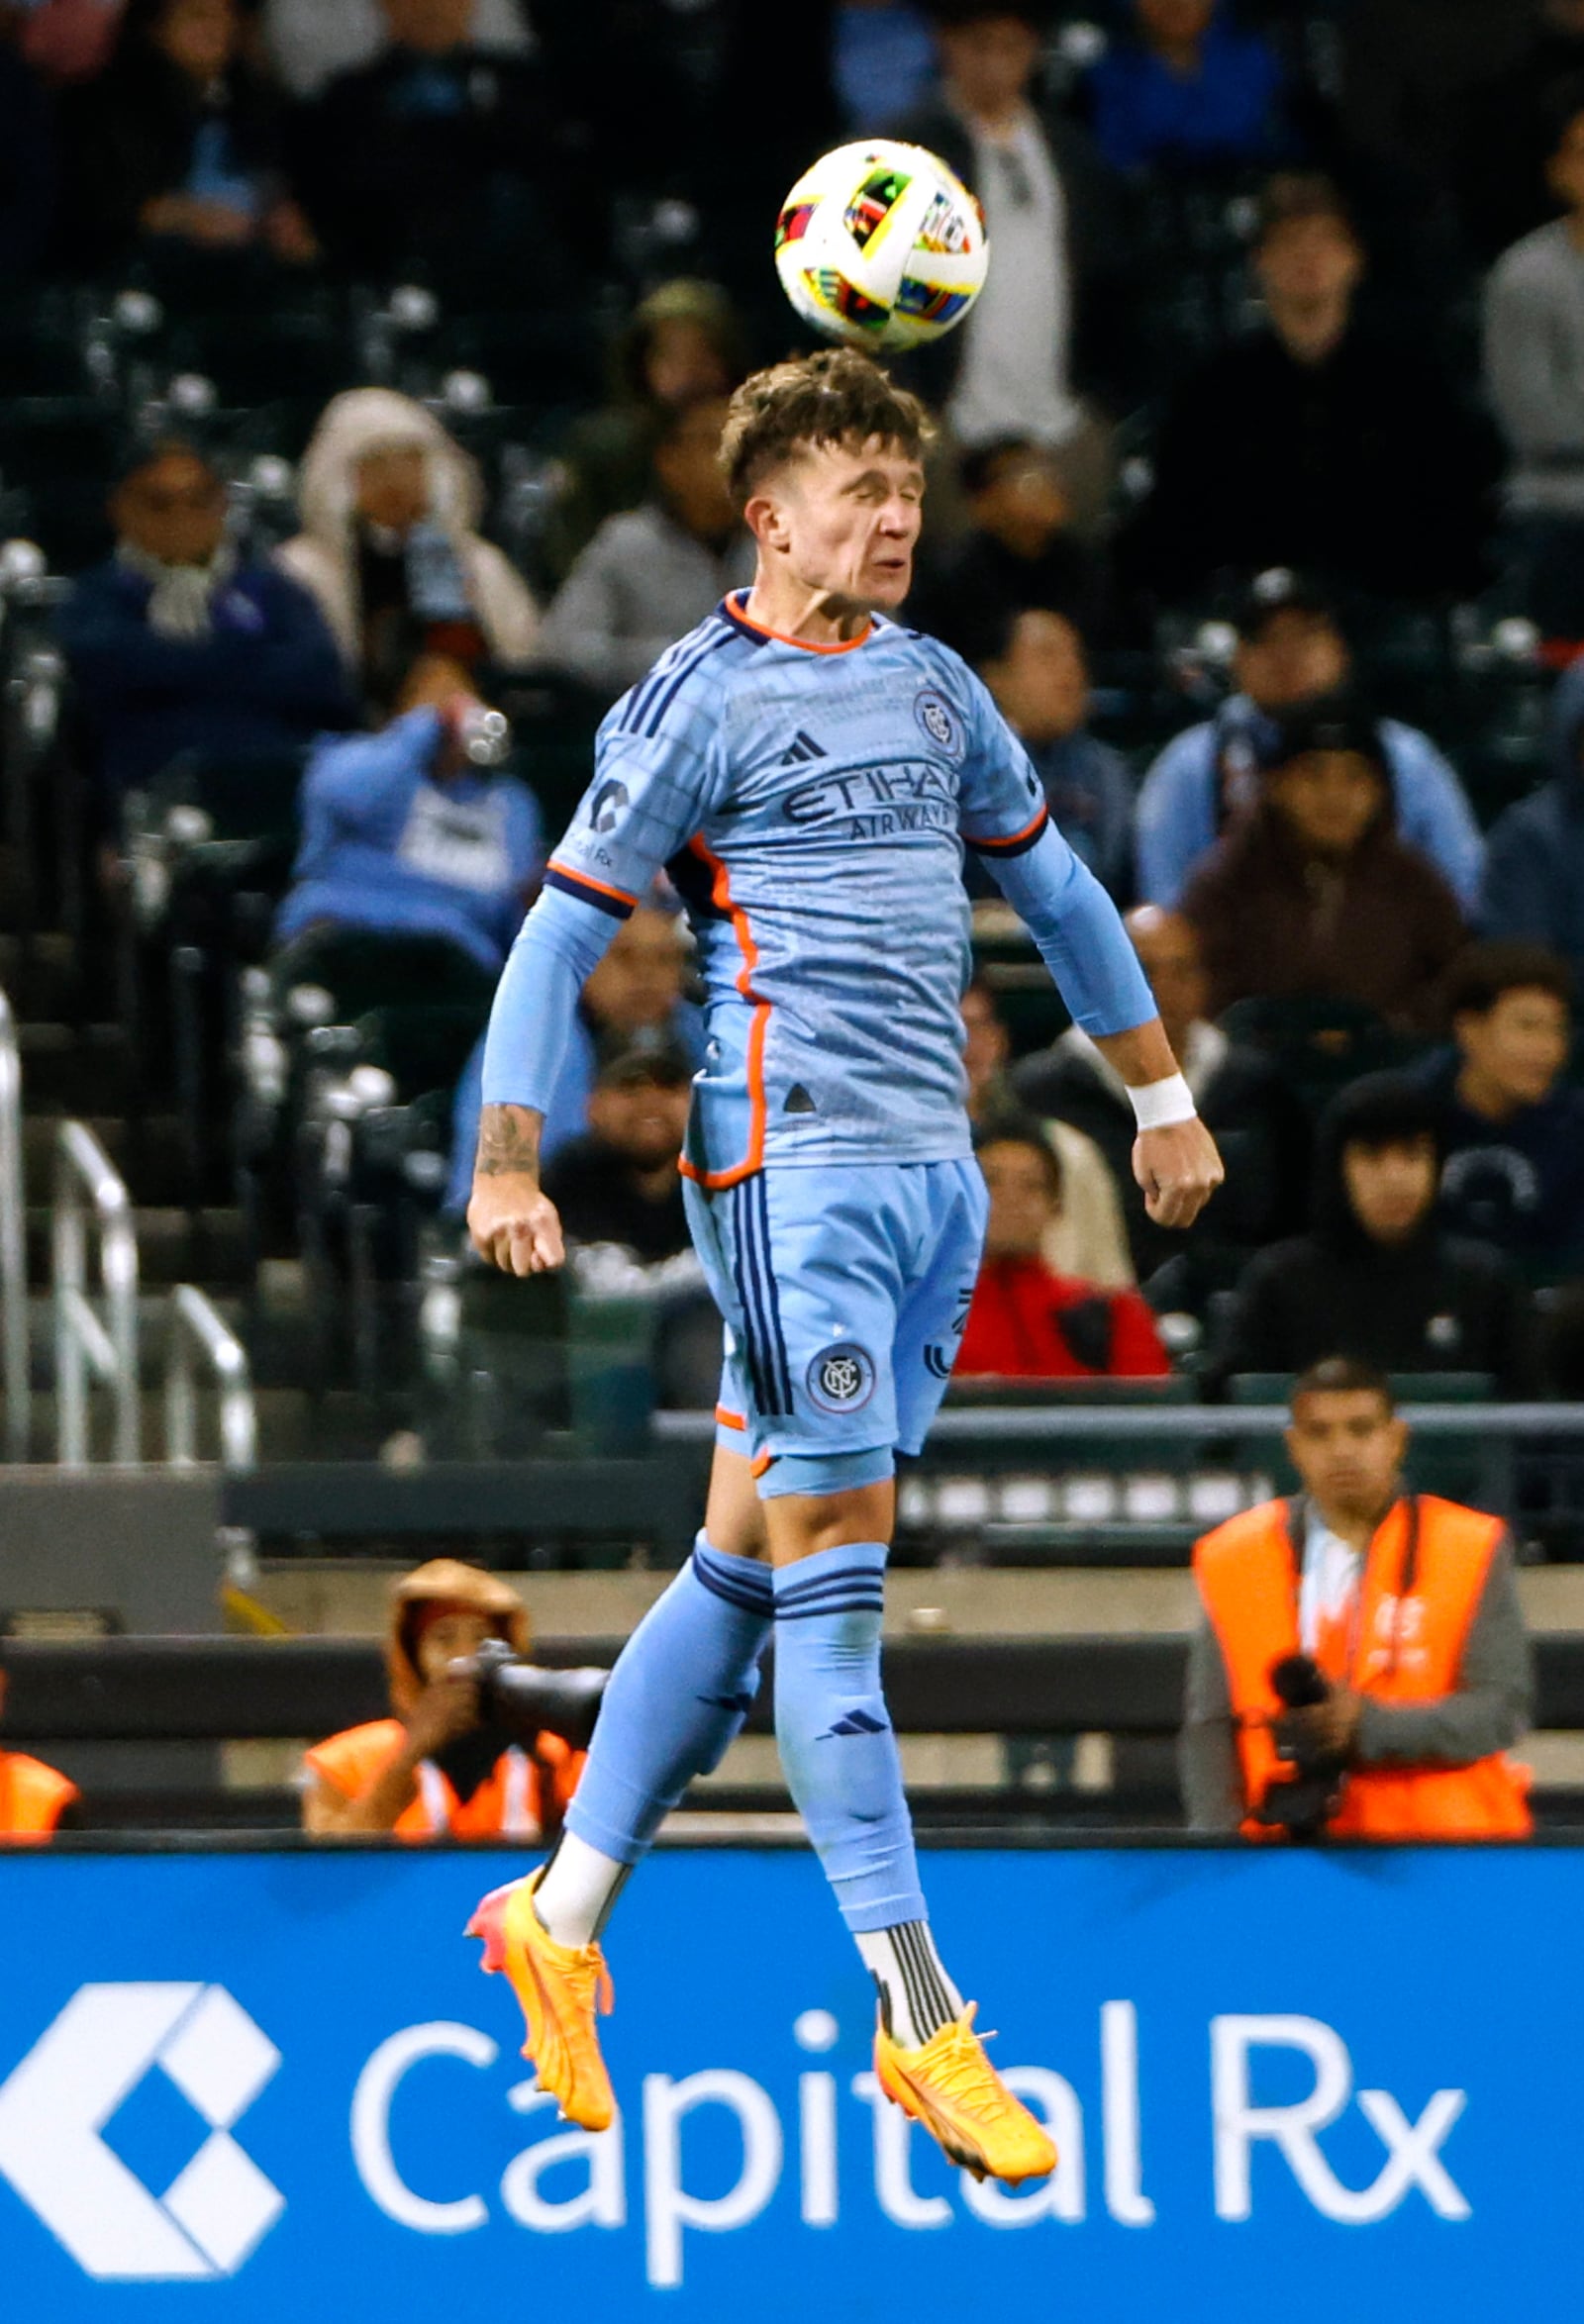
<box><xmin>1129</xmin><ymin>1072</ymin><xmax>1197</xmax><ymax>1131</ymax></box>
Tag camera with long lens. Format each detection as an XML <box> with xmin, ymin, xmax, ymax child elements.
<box><xmin>1249</xmin><ymin>1653</ymin><xmax>1350</xmax><ymax>1840</ymax></box>
<box><xmin>457</xmin><ymin>1639</ymin><xmax>608</xmax><ymax>1751</ymax></box>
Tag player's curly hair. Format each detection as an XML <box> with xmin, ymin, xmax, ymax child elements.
<box><xmin>719</xmin><ymin>348</ymin><xmax>935</xmax><ymax>505</ymax></box>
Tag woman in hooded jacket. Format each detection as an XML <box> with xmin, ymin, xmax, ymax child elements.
<box><xmin>277</xmin><ymin>388</ymin><xmax>541</xmax><ymax>718</ymax></box>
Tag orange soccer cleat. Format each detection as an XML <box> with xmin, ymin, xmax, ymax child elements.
<box><xmin>873</xmin><ymin>2004</ymin><xmax>1058</xmax><ymax>2186</ymax></box>
<box><xmin>467</xmin><ymin>1872</ymin><xmax>616</xmax><ymax>2132</ymax></box>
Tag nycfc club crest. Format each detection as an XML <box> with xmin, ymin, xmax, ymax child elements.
<box><xmin>807</xmin><ymin>1343</ymin><xmax>876</xmax><ymax>1414</ymax></box>
<box><xmin>913</xmin><ymin>689</ymin><xmax>965</xmax><ymax>764</ymax></box>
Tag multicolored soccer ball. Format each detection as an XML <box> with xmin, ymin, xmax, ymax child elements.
<box><xmin>773</xmin><ymin>141</ymin><xmax>989</xmax><ymax>353</ymax></box>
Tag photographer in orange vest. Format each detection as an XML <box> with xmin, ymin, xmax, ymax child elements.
<box><xmin>1181</xmin><ymin>1356</ymin><xmax>1533</xmax><ymax>1838</ymax></box>
<box><xmin>0</xmin><ymin>1645</ymin><xmax>81</xmax><ymax>1839</ymax></box>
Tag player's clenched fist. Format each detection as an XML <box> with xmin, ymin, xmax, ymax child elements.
<box><xmin>468</xmin><ymin>1177</ymin><xmax>565</xmax><ymax>1275</ymax></box>
<box><xmin>1133</xmin><ymin>1117</ymin><xmax>1225</xmax><ymax>1230</ymax></box>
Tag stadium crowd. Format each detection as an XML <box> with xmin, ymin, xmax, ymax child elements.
<box><xmin>3</xmin><ymin>0</ymin><xmax>1584</xmax><ymax>1404</ymax></box>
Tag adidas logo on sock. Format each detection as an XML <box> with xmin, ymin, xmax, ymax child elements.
<box><xmin>819</xmin><ymin>1709</ymin><xmax>889</xmax><ymax>1738</ymax></box>
<box><xmin>778</xmin><ymin>730</ymin><xmax>828</xmax><ymax>765</ymax></box>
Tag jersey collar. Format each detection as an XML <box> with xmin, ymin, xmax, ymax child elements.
<box><xmin>720</xmin><ymin>590</ymin><xmax>876</xmax><ymax>654</ymax></box>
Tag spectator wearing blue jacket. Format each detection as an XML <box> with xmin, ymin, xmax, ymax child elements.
<box><xmin>1080</xmin><ymin>0</ymin><xmax>1290</xmax><ymax>176</ymax></box>
<box><xmin>57</xmin><ymin>437</ymin><xmax>353</xmax><ymax>802</ymax></box>
<box><xmin>1135</xmin><ymin>570</ymin><xmax>1483</xmax><ymax>912</ymax></box>
<box><xmin>1482</xmin><ymin>656</ymin><xmax>1584</xmax><ymax>990</ymax></box>
<box><xmin>275</xmin><ymin>658</ymin><xmax>544</xmax><ymax>977</ymax></box>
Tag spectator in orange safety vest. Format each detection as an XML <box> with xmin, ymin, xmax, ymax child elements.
<box><xmin>0</xmin><ymin>1645</ymin><xmax>82</xmax><ymax>1839</ymax></box>
<box><xmin>301</xmin><ymin>1559</ymin><xmax>582</xmax><ymax>1841</ymax></box>
<box><xmin>1180</xmin><ymin>1355</ymin><xmax>1534</xmax><ymax>1839</ymax></box>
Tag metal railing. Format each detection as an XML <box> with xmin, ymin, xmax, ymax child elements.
<box><xmin>166</xmin><ymin>1284</ymin><xmax>255</xmax><ymax>1471</ymax></box>
<box><xmin>53</xmin><ymin>1121</ymin><xmax>139</xmax><ymax>1467</ymax></box>
<box><xmin>0</xmin><ymin>989</ymin><xmax>27</xmax><ymax>1459</ymax></box>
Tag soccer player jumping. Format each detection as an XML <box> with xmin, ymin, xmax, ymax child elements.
<box><xmin>466</xmin><ymin>349</ymin><xmax>1223</xmax><ymax>2185</ymax></box>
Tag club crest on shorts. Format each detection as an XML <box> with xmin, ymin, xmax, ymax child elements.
<box><xmin>807</xmin><ymin>1341</ymin><xmax>876</xmax><ymax>1413</ymax></box>
<box><xmin>913</xmin><ymin>689</ymin><xmax>965</xmax><ymax>764</ymax></box>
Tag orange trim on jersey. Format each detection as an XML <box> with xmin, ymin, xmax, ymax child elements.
<box><xmin>724</xmin><ymin>590</ymin><xmax>873</xmax><ymax>655</ymax></box>
<box><xmin>544</xmin><ymin>859</ymin><xmax>639</xmax><ymax>910</ymax></box>
<box><xmin>715</xmin><ymin>1404</ymin><xmax>747</xmax><ymax>1431</ymax></box>
<box><xmin>676</xmin><ymin>833</ymin><xmax>771</xmax><ymax>1191</ymax></box>
<box><xmin>961</xmin><ymin>803</ymin><xmax>1048</xmax><ymax>852</ymax></box>
<box><xmin>750</xmin><ymin>1451</ymin><xmax>774</xmax><ymax>1479</ymax></box>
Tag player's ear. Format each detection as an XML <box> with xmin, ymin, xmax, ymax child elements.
<box><xmin>742</xmin><ymin>490</ymin><xmax>790</xmax><ymax>553</ymax></box>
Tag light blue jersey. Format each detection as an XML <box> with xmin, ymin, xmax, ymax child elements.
<box><xmin>498</xmin><ymin>591</ymin><xmax>1153</xmax><ymax>1183</ymax></box>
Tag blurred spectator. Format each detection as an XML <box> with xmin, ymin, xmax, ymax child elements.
<box><xmin>1015</xmin><ymin>903</ymin><xmax>1308</xmax><ymax>1289</ymax></box>
<box><xmin>537</xmin><ymin>397</ymin><xmax>753</xmax><ymax>704</ymax></box>
<box><xmin>1211</xmin><ymin>1073</ymin><xmax>1540</xmax><ymax>1395</ymax></box>
<box><xmin>963</xmin><ymin>978</ymin><xmax>1135</xmax><ymax>1286</ymax></box>
<box><xmin>542</xmin><ymin>1033</ymin><xmax>694</xmax><ymax>1266</ymax></box>
<box><xmin>277</xmin><ymin>390</ymin><xmax>540</xmax><ymax>719</ymax></box>
<box><xmin>1459</xmin><ymin>1</ymin><xmax>1584</xmax><ymax>263</ymax></box>
<box><xmin>0</xmin><ymin>19</ymin><xmax>50</xmax><ymax>283</ymax></box>
<box><xmin>965</xmin><ymin>605</ymin><xmax>1134</xmax><ymax>897</ymax></box>
<box><xmin>1129</xmin><ymin>172</ymin><xmax>1494</xmax><ymax>606</ymax></box>
<box><xmin>955</xmin><ymin>1131</ymin><xmax>1171</xmax><ymax>1378</ymax></box>
<box><xmin>1484</xmin><ymin>78</ymin><xmax>1584</xmax><ymax>639</ymax></box>
<box><xmin>1425</xmin><ymin>943</ymin><xmax>1584</xmax><ymax>1277</ymax></box>
<box><xmin>1078</xmin><ymin>0</ymin><xmax>1290</xmax><ymax>177</ymax></box>
<box><xmin>1181</xmin><ymin>698</ymin><xmax>1468</xmax><ymax>1029</ymax></box>
<box><xmin>898</xmin><ymin>0</ymin><xmax>1128</xmax><ymax>503</ymax></box>
<box><xmin>273</xmin><ymin>657</ymin><xmax>542</xmax><ymax>977</ymax></box>
<box><xmin>547</xmin><ymin>280</ymin><xmax>746</xmax><ymax>583</ymax></box>
<box><xmin>297</xmin><ymin>0</ymin><xmax>583</xmax><ymax>290</ymax></box>
<box><xmin>446</xmin><ymin>903</ymin><xmax>703</xmax><ymax>1207</ymax></box>
<box><xmin>836</xmin><ymin>0</ymin><xmax>936</xmax><ymax>126</ymax></box>
<box><xmin>58</xmin><ymin>0</ymin><xmax>315</xmax><ymax>273</ymax></box>
<box><xmin>1481</xmin><ymin>658</ymin><xmax>1584</xmax><ymax>987</ymax></box>
<box><xmin>911</xmin><ymin>436</ymin><xmax>1110</xmax><ymax>650</ymax></box>
<box><xmin>263</xmin><ymin>0</ymin><xmax>526</xmax><ymax>99</ymax></box>
<box><xmin>0</xmin><ymin>1648</ymin><xmax>81</xmax><ymax>1839</ymax></box>
<box><xmin>57</xmin><ymin>436</ymin><xmax>351</xmax><ymax>800</ymax></box>
<box><xmin>1135</xmin><ymin>570</ymin><xmax>1483</xmax><ymax>912</ymax></box>
<box><xmin>302</xmin><ymin>1559</ymin><xmax>582</xmax><ymax>1840</ymax></box>
<box><xmin>20</xmin><ymin>0</ymin><xmax>124</xmax><ymax>86</ymax></box>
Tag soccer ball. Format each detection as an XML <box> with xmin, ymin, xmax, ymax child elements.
<box><xmin>773</xmin><ymin>141</ymin><xmax>989</xmax><ymax>354</ymax></box>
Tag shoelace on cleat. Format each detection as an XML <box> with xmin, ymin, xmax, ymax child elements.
<box><xmin>918</xmin><ymin>2013</ymin><xmax>1030</xmax><ymax>2126</ymax></box>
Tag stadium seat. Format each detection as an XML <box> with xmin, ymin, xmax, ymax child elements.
<box><xmin>1216</xmin><ymin>994</ymin><xmax>1420</xmax><ymax>1119</ymax></box>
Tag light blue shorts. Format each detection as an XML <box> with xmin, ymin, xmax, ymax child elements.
<box><xmin>683</xmin><ymin>1157</ymin><xmax>988</xmax><ymax>1491</ymax></box>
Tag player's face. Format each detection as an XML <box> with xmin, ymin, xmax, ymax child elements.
<box><xmin>765</xmin><ymin>437</ymin><xmax>926</xmax><ymax>611</ymax></box>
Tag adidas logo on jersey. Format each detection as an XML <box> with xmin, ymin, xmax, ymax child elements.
<box><xmin>777</xmin><ymin>730</ymin><xmax>828</xmax><ymax>765</ymax></box>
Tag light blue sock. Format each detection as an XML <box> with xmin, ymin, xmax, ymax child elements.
<box><xmin>772</xmin><ymin>1540</ymin><xmax>927</xmax><ymax>1934</ymax></box>
<box><xmin>564</xmin><ymin>1533</ymin><xmax>773</xmax><ymax>1865</ymax></box>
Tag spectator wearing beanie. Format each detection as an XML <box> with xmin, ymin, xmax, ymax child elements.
<box><xmin>1181</xmin><ymin>696</ymin><xmax>1468</xmax><ymax>1030</ymax></box>
<box><xmin>1127</xmin><ymin>172</ymin><xmax>1495</xmax><ymax>608</ymax></box>
<box><xmin>277</xmin><ymin>390</ymin><xmax>540</xmax><ymax>720</ymax></box>
<box><xmin>956</xmin><ymin>1132</ymin><xmax>1171</xmax><ymax>1380</ymax></box>
<box><xmin>1135</xmin><ymin>569</ymin><xmax>1482</xmax><ymax>913</ymax></box>
<box><xmin>537</xmin><ymin>396</ymin><xmax>754</xmax><ymax>705</ymax></box>
<box><xmin>1423</xmin><ymin>943</ymin><xmax>1584</xmax><ymax>1281</ymax></box>
<box><xmin>1481</xmin><ymin>656</ymin><xmax>1584</xmax><ymax>989</ymax></box>
<box><xmin>545</xmin><ymin>279</ymin><xmax>746</xmax><ymax>584</ymax></box>
<box><xmin>541</xmin><ymin>1033</ymin><xmax>695</xmax><ymax>1269</ymax></box>
<box><xmin>57</xmin><ymin>436</ymin><xmax>352</xmax><ymax>801</ymax></box>
<box><xmin>1210</xmin><ymin>1073</ymin><xmax>1540</xmax><ymax>1397</ymax></box>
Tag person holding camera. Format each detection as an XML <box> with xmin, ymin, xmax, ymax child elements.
<box><xmin>301</xmin><ymin>1559</ymin><xmax>589</xmax><ymax>1841</ymax></box>
<box><xmin>1179</xmin><ymin>1357</ymin><xmax>1534</xmax><ymax>1839</ymax></box>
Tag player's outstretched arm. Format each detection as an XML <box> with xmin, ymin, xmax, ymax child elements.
<box><xmin>468</xmin><ymin>1104</ymin><xmax>566</xmax><ymax>1276</ymax></box>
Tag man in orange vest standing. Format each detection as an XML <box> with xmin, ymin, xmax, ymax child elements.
<box><xmin>0</xmin><ymin>1645</ymin><xmax>81</xmax><ymax>1840</ymax></box>
<box><xmin>1181</xmin><ymin>1356</ymin><xmax>1534</xmax><ymax>1838</ymax></box>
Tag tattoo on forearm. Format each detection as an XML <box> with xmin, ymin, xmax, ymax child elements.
<box><xmin>475</xmin><ymin>1106</ymin><xmax>541</xmax><ymax>1176</ymax></box>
